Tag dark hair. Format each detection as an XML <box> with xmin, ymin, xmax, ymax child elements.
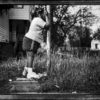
<box><xmin>37</xmin><ymin>9</ymin><xmax>44</xmax><ymax>15</ymax></box>
<box><xmin>31</xmin><ymin>8</ymin><xmax>44</xmax><ymax>19</ymax></box>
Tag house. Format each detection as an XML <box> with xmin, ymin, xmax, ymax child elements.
<box><xmin>0</xmin><ymin>5</ymin><xmax>32</xmax><ymax>58</ymax></box>
<box><xmin>0</xmin><ymin>5</ymin><xmax>31</xmax><ymax>43</ymax></box>
<box><xmin>0</xmin><ymin>8</ymin><xmax>10</xmax><ymax>42</ymax></box>
<box><xmin>8</xmin><ymin>5</ymin><xmax>31</xmax><ymax>43</ymax></box>
<box><xmin>91</xmin><ymin>39</ymin><xmax>100</xmax><ymax>51</ymax></box>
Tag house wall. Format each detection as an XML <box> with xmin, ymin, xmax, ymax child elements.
<box><xmin>0</xmin><ymin>11</ymin><xmax>9</xmax><ymax>42</ymax></box>
<box><xmin>9</xmin><ymin>20</ymin><xmax>17</xmax><ymax>42</ymax></box>
<box><xmin>0</xmin><ymin>5</ymin><xmax>31</xmax><ymax>43</ymax></box>
<box><xmin>8</xmin><ymin>5</ymin><xmax>31</xmax><ymax>42</ymax></box>
<box><xmin>8</xmin><ymin>5</ymin><xmax>31</xmax><ymax>20</ymax></box>
<box><xmin>91</xmin><ymin>39</ymin><xmax>100</xmax><ymax>50</ymax></box>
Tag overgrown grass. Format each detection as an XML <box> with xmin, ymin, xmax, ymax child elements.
<box><xmin>0</xmin><ymin>52</ymin><xmax>100</xmax><ymax>93</ymax></box>
<box><xmin>37</xmin><ymin>54</ymin><xmax>100</xmax><ymax>93</ymax></box>
<box><xmin>0</xmin><ymin>57</ymin><xmax>26</xmax><ymax>81</ymax></box>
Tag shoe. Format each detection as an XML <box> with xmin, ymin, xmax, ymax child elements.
<box><xmin>27</xmin><ymin>68</ymin><xmax>41</xmax><ymax>79</ymax></box>
<box><xmin>27</xmin><ymin>72</ymin><xmax>41</xmax><ymax>79</ymax></box>
<box><xmin>22</xmin><ymin>66</ymin><xmax>28</xmax><ymax>76</ymax></box>
<box><xmin>38</xmin><ymin>72</ymin><xmax>47</xmax><ymax>77</ymax></box>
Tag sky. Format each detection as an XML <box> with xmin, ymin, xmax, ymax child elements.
<box><xmin>90</xmin><ymin>5</ymin><xmax>100</xmax><ymax>32</ymax></box>
<box><xmin>68</xmin><ymin>5</ymin><xmax>100</xmax><ymax>33</ymax></box>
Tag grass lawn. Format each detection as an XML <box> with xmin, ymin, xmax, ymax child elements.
<box><xmin>0</xmin><ymin>52</ymin><xmax>100</xmax><ymax>93</ymax></box>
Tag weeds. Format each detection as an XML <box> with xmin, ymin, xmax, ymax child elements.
<box><xmin>37</xmin><ymin>54</ymin><xmax>100</xmax><ymax>93</ymax></box>
<box><xmin>0</xmin><ymin>52</ymin><xmax>100</xmax><ymax>93</ymax></box>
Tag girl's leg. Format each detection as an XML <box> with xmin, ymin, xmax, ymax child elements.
<box><xmin>26</xmin><ymin>51</ymin><xmax>34</xmax><ymax>68</ymax></box>
<box><xmin>22</xmin><ymin>51</ymin><xmax>34</xmax><ymax>76</ymax></box>
<box><xmin>26</xmin><ymin>51</ymin><xmax>41</xmax><ymax>79</ymax></box>
<box><xmin>22</xmin><ymin>37</ymin><xmax>33</xmax><ymax>77</ymax></box>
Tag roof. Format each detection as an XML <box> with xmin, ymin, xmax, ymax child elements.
<box><xmin>0</xmin><ymin>0</ymin><xmax>100</xmax><ymax>5</ymax></box>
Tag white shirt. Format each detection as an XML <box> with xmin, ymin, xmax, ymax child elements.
<box><xmin>25</xmin><ymin>17</ymin><xmax>46</xmax><ymax>43</ymax></box>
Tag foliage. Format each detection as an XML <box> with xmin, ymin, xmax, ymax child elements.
<box><xmin>69</xmin><ymin>26</ymin><xmax>92</xmax><ymax>47</ymax></box>
<box><xmin>53</xmin><ymin>5</ymin><xmax>96</xmax><ymax>34</ymax></box>
<box><xmin>93</xmin><ymin>28</ymin><xmax>100</xmax><ymax>40</ymax></box>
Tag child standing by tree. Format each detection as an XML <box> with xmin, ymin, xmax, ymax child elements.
<box><xmin>22</xmin><ymin>8</ymin><xmax>49</xmax><ymax>79</ymax></box>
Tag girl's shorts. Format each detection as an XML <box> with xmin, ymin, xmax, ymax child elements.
<box><xmin>22</xmin><ymin>36</ymin><xmax>40</xmax><ymax>54</ymax></box>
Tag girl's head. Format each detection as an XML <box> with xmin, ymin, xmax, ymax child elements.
<box><xmin>31</xmin><ymin>8</ymin><xmax>45</xmax><ymax>20</ymax></box>
<box><xmin>37</xmin><ymin>8</ymin><xmax>46</xmax><ymax>20</ymax></box>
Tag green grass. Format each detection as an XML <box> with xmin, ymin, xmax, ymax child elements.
<box><xmin>0</xmin><ymin>52</ymin><xmax>100</xmax><ymax>93</ymax></box>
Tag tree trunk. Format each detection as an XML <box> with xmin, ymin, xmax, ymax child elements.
<box><xmin>46</xmin><ymin>5</ymin><xmax>53</xmax><ymax>75</ymax></box>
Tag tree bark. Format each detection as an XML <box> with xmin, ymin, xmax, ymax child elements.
<box><xmin>46</xmin><ymin>5</ymin><xmax>52</xmax><ymax>75</ymax></box>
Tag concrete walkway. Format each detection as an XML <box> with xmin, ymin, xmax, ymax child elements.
<box><xmin>10</xmin><ymin>78</ymin><xmax>40</xmax><ymax>93</ymax></box>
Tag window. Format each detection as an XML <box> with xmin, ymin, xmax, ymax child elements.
<box><xmin>95</xmin><ymin>43</ymin><xmax>98</xmax><ymax>49</ymax></box>
<box><xmin>13</xmin><ymin>5</ymin><xmax>23</xmax><ymax>9</ymax></box>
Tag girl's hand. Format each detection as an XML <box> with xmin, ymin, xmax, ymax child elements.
<box><xmin>44</xmin><ymin>10</ymin><xmax>48</xmax><ymax>16</ymax></box>
<box><xmin>44</xmin><ymin>6</ymin><xmax>48</xmax><ymax>16</ymax></box>
<box><xmin>41</xmin><ymin>42</ymin><xmax>47</xmax><ymax>50</ymax></box>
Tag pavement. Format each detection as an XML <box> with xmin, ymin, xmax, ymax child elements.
<box><xmin>9</xmin><ymin>78</ymin><xmax>40</xmax><ymax>93</ymax></box>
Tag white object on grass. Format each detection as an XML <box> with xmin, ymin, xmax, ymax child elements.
<box><xmin>9</xmin><ymin>79</ymin><xmax>12</xmax><ymax>82</ymax></box>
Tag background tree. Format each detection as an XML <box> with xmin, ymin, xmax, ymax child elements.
<box><xmin>69</xmin><ymin>26</ymin><xmax>92</xmax><ymax>47</ymax></box>
<box><xmin>52</xmin><ymin>5</ymin><xmax>97</xmax><ymax>49</ymax></box>
<box><xmin>93</xmin><ymin>28</ymin><xmax>100</xmax><ymax>40</ymax></box>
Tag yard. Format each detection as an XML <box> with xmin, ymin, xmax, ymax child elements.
<box><xmin>0</xmin><ymin>46</ymin><xmax>100</xmax><ymax>94</ymax></box>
